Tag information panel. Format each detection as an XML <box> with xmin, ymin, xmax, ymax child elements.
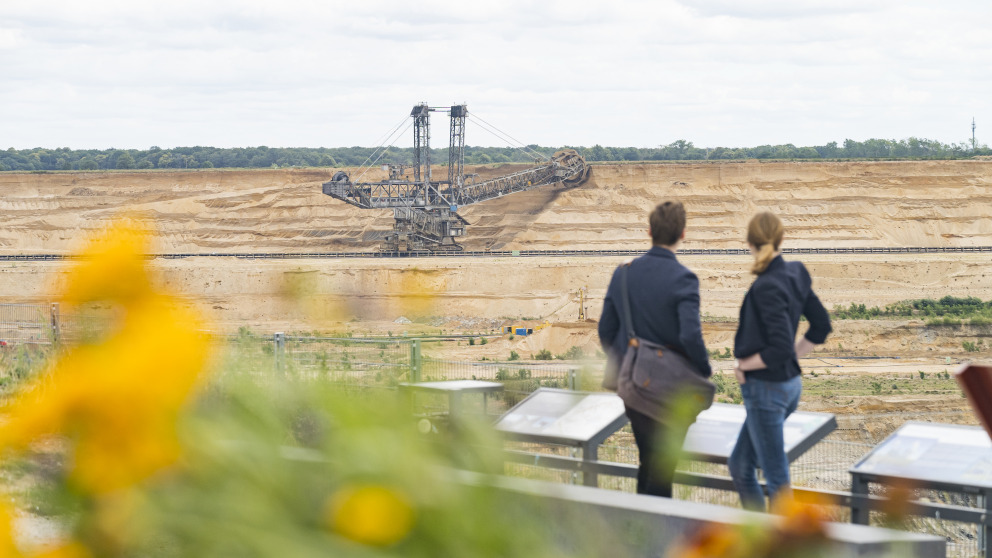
<box><xmin>400</xmin><ymin>380</ymin><xmax>503</xmax><ymax>393</ymax></box>
<box><xmin>850</xmin><ymin>422</ymin><xmax>992</xmax><ymax>490</ymax></box>
<box><xmin>495</xmin><ymin>388</ymin><xmax>628</xmax><ymax>447</ymax></box>
<box><xmin>495</xmin><ymin>391</ymin><xmax>835</xmax><ymax>461</ymax></box>
<box><xmin>682</xmin><ymin>403</ymin><xmax>837</xmax><ymax>463</ymax></box>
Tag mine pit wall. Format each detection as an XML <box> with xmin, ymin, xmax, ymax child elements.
<box><xmin>4</xmin><ymin>253</ymin><xmax>990</xmax><ymax>334</ymax></box>
<box><xmin>2</xmin><ymin>160</ymin><xmax>992</xmax><ymax>254</ymax></box>
<box><xmin>482</xmin><ymin>160</ymin><xmax>992</xmax><ymax>251</ymax></box>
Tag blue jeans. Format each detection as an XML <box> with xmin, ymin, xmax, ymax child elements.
<box><xmin>728</xmin><ymin>375</ymin><xmax>802</xmax><ymax>512</ymax></box>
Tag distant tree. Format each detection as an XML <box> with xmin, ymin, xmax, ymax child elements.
<box><xmin>619</xmin><ymin>147</ymin><xmax>640</xmax><ymax>161</ymax></box>
<box><xmin>667</xmin><ymin>140</ymin><xmax>693</xmax><ymax>159</ymax></box>
<box><xmin>78</xmin><ymin>158</ymin><xmax>99</xmax><ymax>170</ymax></box>
<box><xmin>588</xmin><ymin>145</ymin><xmax>610</xmax><ymax>161</ymax></box>
<box><xmin>116</xmin><ymin>152</ymin><xmax>136</xmax><ymax>169</ymax></box>
<box><xmin>816</xmin><ymin>141</ymin><xmax>839</xmax><ymax>158</ymax></box>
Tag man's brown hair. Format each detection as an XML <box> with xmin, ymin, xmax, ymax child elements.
<box><xmin>649</xmin><ymin>200</ymin><xmax>686</xmax><ymax>246</ymax></box>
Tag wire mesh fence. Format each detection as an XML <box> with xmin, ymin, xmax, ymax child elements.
<box><xmin>0</xmin><ymin>303</ymin><xmax>94</xmax><ymax>387</ymax></box>
<box><xmin>210</xmin><ymin>333</ymin><xmax>579</xmax><ymax>405</ymax></box>
<box><xmin>0</xmin><ymin>303</ymin><xmax>56</xmax><ymax>345</ymax></box>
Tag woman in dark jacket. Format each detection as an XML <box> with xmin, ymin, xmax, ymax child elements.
<box><xmin>729</xmin><ymin>212</ymin><xmax>831</xmax><ymax>512</ymax></box>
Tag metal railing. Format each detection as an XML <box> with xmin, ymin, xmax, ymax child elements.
<box><xmin>505</xmin><ymin>427</ymin><xmax>986</xmax><ymax>558</ymax></box>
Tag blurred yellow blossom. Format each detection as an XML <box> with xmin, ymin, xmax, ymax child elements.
<box><xmin>1</xmin><ymin>503</ymin><xmax>21</xmax><ymax>558</ymax></box>
<box><xmin>61</xmin><ymin>220</ymin><xmax>153</xmax><ymax>305</ymax></box>
<box><xmin>668</xmin><ymin>495</ymin><xmax>832</xmax><ymax>558</ymax></box>
<box><xmin>0</xmin><ymin>503</ymin><xmax>91</xmax><ymax>558</ymax></box>
<box><xmin>772</xmin><ymin>494</ymin><xmax>831</xmax><ymax>541</ymax></box>
<box><xmin>0</xmin><ymin>221</ymin><xmax>211</xmax><ymax>495</ymax></box>
<box><xmin>327</xmin><ymin>484</ymin><xmax>415</xmax><ymax>547</ymax></box>
<box><xmin>667</xmin><ymin>521</ymin><xmax>752</xmax><ymax>558</ymax></box>
<box><xmin>392</xmin><ymin>269</ymin><xmax>440</xmax><ymax>318</ymax></box>
<box><xmin>26</xmin><ymin>543</ymin><xmax>91</xmax><ymax>558</ymax></box>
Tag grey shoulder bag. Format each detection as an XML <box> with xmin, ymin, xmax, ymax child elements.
<box><xmin>615</xmin><ymin>264</ymin><xmax>716</xmax><ymax>422</ymax></box>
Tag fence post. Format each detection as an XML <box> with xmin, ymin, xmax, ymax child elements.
<box><xmin>849</xmin><ymin>473</ymin><xmax>871</xmax><ymax>525</ymax></box>
<box><xmin>274</xmin><ymin>332</ymin><xmax>285</xmax><ymax>374</ymax></box>
<box><xmin>568</xmin><ymin>367</ymin><xmax>578</xmax><ymax>391</ymax></box>
<box><xmin>50</xmin><ymin>303</ymin><xmax>61</xmax><ymax>348</ymax></box>
<box><xmin>409</xmin><ymin>340</ymin><xmax>421</xmax><ymax>383</ymax></box>
<box><xmin>982</xmin><ymin>490</ymin><xmax>990</xmax><ymax>558</ymax></box>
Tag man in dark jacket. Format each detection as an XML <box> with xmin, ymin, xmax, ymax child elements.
<box><xmin>598</xmin><ymin>200</ymin><xmax>711</xmax><ymax>497</ymax></box>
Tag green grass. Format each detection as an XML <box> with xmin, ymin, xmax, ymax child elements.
<box><xmin>801</xmin><ymin>371</ymin><xmax>958</xmax><ymax>398</ymax></box>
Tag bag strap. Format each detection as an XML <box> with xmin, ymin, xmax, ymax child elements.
<box><xmin>619</xmin><ymin>263</ymin><xmax>637</xmax><ymax>342</ymax></box>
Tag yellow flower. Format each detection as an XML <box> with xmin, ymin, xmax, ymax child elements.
<box><xmin>391</xmin><ymin>269</ymin><xmax>440</xmax><ymax>318</ymax></box>
<box><xmin>771</xmin><ymin>493</ymin><xmax>831</xmax><ymax>539</ymax></box>
<box><xmin>62</xmin><ymin>221</ymin><xmax>153</xmax><ymax>305</ymax></box>
<box><xmin>0</xmin><ymin>221</ymin><xmax>211</xmax><ymax>495</ymax></box>
<box><xmin>1</xmin><ymin>503</ymin><xmax>23</xmax><ymax>558</ymax></box>
<box><xmin>0</xmin><ymin>504</ymin><xmax>90</xmax><ymax>558</ymax></box>
<box><xmin>327</xmin><ymin>484</ymin><xmax>415</xmax><ymax>547</ymax></box>
<box><xmin>27</xmin><ymin>543</ymin><xmax>91</xmax><ymax>558</ymax></box>
<box><xmin>666</xmin><ymin>521</ymin><xmax>750</xmax><ymax>558</ymax></box>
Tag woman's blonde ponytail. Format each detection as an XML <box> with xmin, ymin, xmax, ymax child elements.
<box><xmin>751</xmin><ymin>243</ymin><xmax>777</xmax><ymax>275</ymax></box>
<box><xmin>747</xmin><ymin>212</ymin><xmax>784</xmax><ymax>275</ymax></box>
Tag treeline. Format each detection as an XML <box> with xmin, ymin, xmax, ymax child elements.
<box><xmin>833</xmin><ymin>296</ymin><xmax>992</xmax><ymax>322</ymax></box>
<box><xmin>1</xmin><ymin>138</ymin><xmax>989</xmax><ymax>172</ymax></box>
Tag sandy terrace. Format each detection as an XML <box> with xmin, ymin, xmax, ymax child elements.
<box><xmin>1</xmin><ymin>159</ymin><xmax>992</xmax><ymax>254</ymax></box>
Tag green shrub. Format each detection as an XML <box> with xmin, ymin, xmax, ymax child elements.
<box><xmin>534</xmin><ymin>349</ymin><xmax>553</xmax><ymax>361</ymax></box>
<box><xmin>561</xmin><ymin>346</ymin><xmax>584</xmax><ymax>360</ymax></box>
<box><xmin>509</xmin><ymin>351</ymin><xmax>520</xmax><ymax>361</ymax></box>
<box><xmin>963</xmin><ymin>340</ymin><xmax>983</xmax><ymax>352</ymax></box>
<box><xmin>926</xmin><ymin>316</ymin><xmax>962</xmax><ymax>327</ymax></box>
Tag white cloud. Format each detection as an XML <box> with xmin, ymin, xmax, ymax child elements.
<box><xmin>1</xmin><ymin>0</ymin><xmax>991</xmax><ymax>149</ymax></box>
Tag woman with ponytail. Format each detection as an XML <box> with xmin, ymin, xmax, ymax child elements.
<box><xmin>729</xmin><ymin>211</ymin><xmax>832</xmax><ymax>512</ymax></box>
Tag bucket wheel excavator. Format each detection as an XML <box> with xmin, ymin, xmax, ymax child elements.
<box><xmin>322</xmin><ymin>103</ymin><xmax>589</xmax><ymax>253</ymax></box>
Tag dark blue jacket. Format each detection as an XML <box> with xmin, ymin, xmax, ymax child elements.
<box><xmin>734</xmin><ymin>255</ymin><xmax>832</xmax><ymax>382</ymax></box>
<box><xmin>598</xmin><ymin>247</ymin><xmax>712</xmax><ymax>377</ymax></box>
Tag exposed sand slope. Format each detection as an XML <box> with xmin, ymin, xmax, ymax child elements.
<box><xmin>3</xmin><ymin>253</ymin><xmax>989</xmax><ymax>328</ymax></box>
<box><xmin>487</xmin><ymin>160</ymin><xmax>992</xmax><ymax>250</ymax></box>
<box><xmin>2</xmin><ymin>160</ymin><xmax>991</xmax><ymax>254</ymax></box>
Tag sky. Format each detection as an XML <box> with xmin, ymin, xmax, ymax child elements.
<box><xmin>2</xmin><ymin>0</ymin><xmax>990</xmax><ymax>150</ymax></box>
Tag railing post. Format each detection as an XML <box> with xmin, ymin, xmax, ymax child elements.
<box><xmin>49</xmin><ymin>303</ymin><xmax>61</xmax><ymax>348</ymax></box>
<box><xmin>568</xmin><ymin>367</ymin><xmax>578</xmax><ymax>391</ymax></box>
<box><xmin>982</xmin><ymin>490</ymin><xmax>991</xmax><ymax>558</ymax></box>
<box><xmin>409</xmin><ymin>340</ymin><xmax>422</xmax><ymax>383</ymax></box>
<box><xmin>850</xmin><ymin>473</ymin><xmax>871</xmax><ymax>525</ymax></box>
<box><xmin>582</xmin><ymin>442</ymin><xmax>599</xmax><ymax>488</ymax></box>
<box><xmin>274</xmin><ymin>332</ymin><xmax>285</xmax><ymax>374</ymax></box>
